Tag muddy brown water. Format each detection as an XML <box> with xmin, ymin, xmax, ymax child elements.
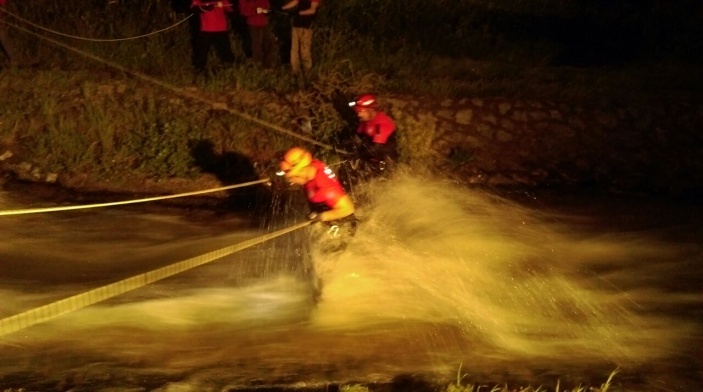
<box><xmin>1</xmin><ymin>175</ymin><xmax>701</xmax><ymax>392</ymax></box>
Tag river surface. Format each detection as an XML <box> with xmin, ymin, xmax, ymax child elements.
<box><xmin>1</xmin><ymin>173</ymin><xmax>701</xmax><ymax>391</ymax></box>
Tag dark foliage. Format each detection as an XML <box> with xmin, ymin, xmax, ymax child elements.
<box><xmin>9</xmin><ymin>0</ymin><xmax>703</xmax><ymax>69</ymax></box>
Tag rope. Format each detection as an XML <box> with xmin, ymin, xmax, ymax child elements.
<box><xmin>0</xmin><ymin>13</ymin><xmax>349</xmax><ymax>154</ymax></box>
<box><xmin>0</xmin><ymin>8</ymin><xmax>193</xmax><ymax>42</ymax></box>
<box><xmin>0</xmin><ymin>8</ymin><xmax>344</xmax><ymax>339</ymax></box>
<box><xmin>0</xmin><ymin>220</ymin><xmax>312</xmax><ymax>337</ymax></box>
<box><xmin>0</xmin><ymin>179</ymin><xmax>270</xmax><ymax>217</ymax></box>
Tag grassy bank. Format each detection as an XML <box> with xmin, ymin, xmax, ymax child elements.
<box><xmin>2</xmin><ymin>1</ymin><xmax>702</xmax><ymax>185</ymax></box>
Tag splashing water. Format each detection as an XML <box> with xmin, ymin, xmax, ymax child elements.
<box><xmin>310</xmin><ymin>172</ymin><xmax>701</xmax><ymax>364</ymax></box>
<box><xmin>1</xmin><ymin>176</ymin><xmax>701</xmax><ymax>389</ymax></box>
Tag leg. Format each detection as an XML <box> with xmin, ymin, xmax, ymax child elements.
<box><xmin>248</xmin><ymin>26</ymin><xmax>264</xmax><ymax>66</ymax></box>
<box><xmin>188</xmin><ymin>16</ymin><xmax>201</xmax><ymax>71</ymax></box>
<box><xmin>192</xmin><ymin>32</ymin><xmax>210</xmax><ymax>73</ymax></box>
<box><xmin>299</xmin><ymin>27</ymin><xmax>313</xmax><ymax>74</ymax></box>
<box><xmin>290</xmin><ymin>27</ymin><xmax>301</xmax><ymax>75</ymax></box>
<box><xmin>212</xmin><ymin>31</ymin><xmax>235</xmax><ymax>66</ymax></box>
<box><xmin>262</xmin><ymin>26</ymin><xmax>278</xmax><ymax>68</ymax></box>
<box><xmin>0</xmin><ymin>22</ymin><xmax>17</xmax><ymax>66</ymax></box>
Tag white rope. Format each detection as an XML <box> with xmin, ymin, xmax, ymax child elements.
<box><xmin>0</xmin><ymin>20</ymin><xmax>349</xmax><ymax>154</ymax></box>
<box><xmin>0</xmin><ymin>7</ymin><xmax>194</xmax><ymax>42</ymax></box>
<box><xmin>0</xmin><ymin>220</ymin><xmax>312</xmax><ymax>337</ymax></box>
<box><xmin>0</xmin><ymin>178</ymin><xmax>270</xmax><ymax>216</ymax></box>
<box><xmin>0</xmin><ymin>13</ymin><xmax>350</xmax><ymax>154</ymax></box>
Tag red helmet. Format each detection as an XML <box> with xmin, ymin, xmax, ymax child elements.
<box><xmin>349</xmin><ymin>94</ymin><xmax>377</xmax><ymax>112</ymax></box>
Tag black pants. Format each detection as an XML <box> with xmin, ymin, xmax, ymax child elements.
<box><xmin>307</xmin><ymin>214</ymin><xmax>358</xmax><ymax>255</ymax></box>
<box><xmin>247</xmin><ymin>25</ymin><xmax>277</xmax><ymax>68</ymax></box>
<box><xmin>367</xmin><ymin>132</ymin><xmax>399</xmax><ymax>163</ymax></box>
<box><xmin>192</xmin><ymin>31</ymin><xmax>235</xmax><ymax>73</ymax></box>
<box><xmin>308</xmin><ymin>202</ymin><xmax>358</xmax><ymax>240</ymax></box>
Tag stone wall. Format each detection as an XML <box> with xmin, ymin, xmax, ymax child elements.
<box><xmin>384</xmin><ymin>95</ymin><xmax>703</xmax><ymax>192</ymax></box>
<box><xmin>2</xmin><ymin>77</ymin><xmax>702</xmax><ymax>195</ymax></box>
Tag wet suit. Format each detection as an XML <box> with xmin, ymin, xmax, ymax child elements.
<box><xmin>300</xmin><ymin>159</ymin><xmax>356</xmax><ymax>303</ymax></box>
<box><xmin>304</xmin><ymin>160</ymin><xmax>357</xmax><ymax>245</ymax></box>
<box><xmin>352</xmin><ymin>111</ymin><xmax>398</xmax><ymax>182</ymax></box>
<box><xmin>356</xmin><ymin>111</ymin><xmax>398</xmax><ymax>164</ymax></box>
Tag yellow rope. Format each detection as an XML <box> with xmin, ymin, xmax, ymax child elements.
<box><xmin>0</xmin><ymin>178</ymin><xmax>270</xmax><ymax>216</ymax></box>
<box><xmin>0</xmin><ymin>220</ymin><xmax>312</xmax><ymax>337</ymax></box>
<box><xmin>0</xmin><ymin>8</ymin><xmax>337</xmax><ymax>339</ymax></box>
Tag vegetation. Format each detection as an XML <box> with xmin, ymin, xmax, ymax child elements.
<box><xmin>1</xmin><ymin>0</ymin><xmax>701</xmax><ymax>183</ymax></box>
<box><xmin>444</xmin><ymin>366</ymin><xmax>619</xmax><ymax>392</ymax></box>
<box><xmin>1</xmin><ymin>369</ymin><xmax>624</xmax><ymax>392</ymax></box>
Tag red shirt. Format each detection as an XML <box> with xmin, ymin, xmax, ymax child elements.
<box><xmin>192</xmin><ymin>0</ymin><xmax>233</xmax><ymax>32</ymax></box>
<box><xmin>356</xmin><ymin>111</ymin><xmax>396</xmax><ymax>144</ymax></box>
<box><xmin>239</xmin><ymin>0</ymin><xmax>270</xmax><ymax>27</ymax></box>
<box><xmin>0</xmin><ymin>0</ymin><xmax>7</xmax><ymax>20</ymax></box>
<box><xmin>303</xmin><ymin>160</ymin><xmax>346</xmax><ymax>208</ymax></box>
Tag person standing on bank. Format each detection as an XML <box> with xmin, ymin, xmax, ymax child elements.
<box><xmin>239</xmin><ymin>0</ymin><xmax>277</xmax><ymax>69</ymax></box>
<box><xmin>281</xmin><ymin>0</ymin><xmax>320</xmax><ymax>80</ymax></box>
<box><xmin>190</xmin><ymin>0</ymin><xmax>236</xmax><ymax>75</ymax></box>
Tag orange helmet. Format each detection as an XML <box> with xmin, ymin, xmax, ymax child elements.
<box><xmin>278</xmin><ymin>147</ymin><xmax>312</xmax><ymax>178</ymax></box>
<box><xmin>349</xmin><ymin>94</ymin><xmax>377</xmax><ymax>112</ymax></box>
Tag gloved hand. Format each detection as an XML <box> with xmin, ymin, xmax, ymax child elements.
<box><xmin>307</xmin><ymin>212</ymin><xmax>322</xmax><ymax>222</ymax></box>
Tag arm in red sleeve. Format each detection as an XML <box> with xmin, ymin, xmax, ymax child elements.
<box><xmin>371</xmin><ymin>114</ymin><xmax>396</xmax><ymax>144</ymax></box>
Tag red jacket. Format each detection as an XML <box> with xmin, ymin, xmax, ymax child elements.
<box><xmin>357</xmin><ymin>111</ymin><xmax>396</xmax><ymax>144</ymax></box>
<box><xmin>191</xmin><ymin>0</ymin><xmax>233</xmax><ymax>32</ymax></box>
<box><xmin>239</xmin><ymin>0</ymin><xmax>270</xmax><ymax>27</ymax></box>
<box><xmin>304</xmin><ymin>160</ymin><xmax>346</xmax><ymax>208</ymax></box>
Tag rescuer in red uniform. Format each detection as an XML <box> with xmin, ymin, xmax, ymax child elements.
<box><xmin>277</xmin><ymin>146</ymin><xmax>357</xmax><ymax>278</ymax></box>
<box><xmin>278</xmin><ymin>147</ymin><xmax>355</xmax><ymax>224</ymax></box>
<box><xmin>349</xmin><ymin>94</ymin><xmax>398</xmax><ymax>172</ymax></box>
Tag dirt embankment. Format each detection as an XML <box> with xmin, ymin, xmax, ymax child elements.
<box><xmin>2</xmin><ymin>70</ymin><xmax>703</xmax><ymax>202</ymax></box>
